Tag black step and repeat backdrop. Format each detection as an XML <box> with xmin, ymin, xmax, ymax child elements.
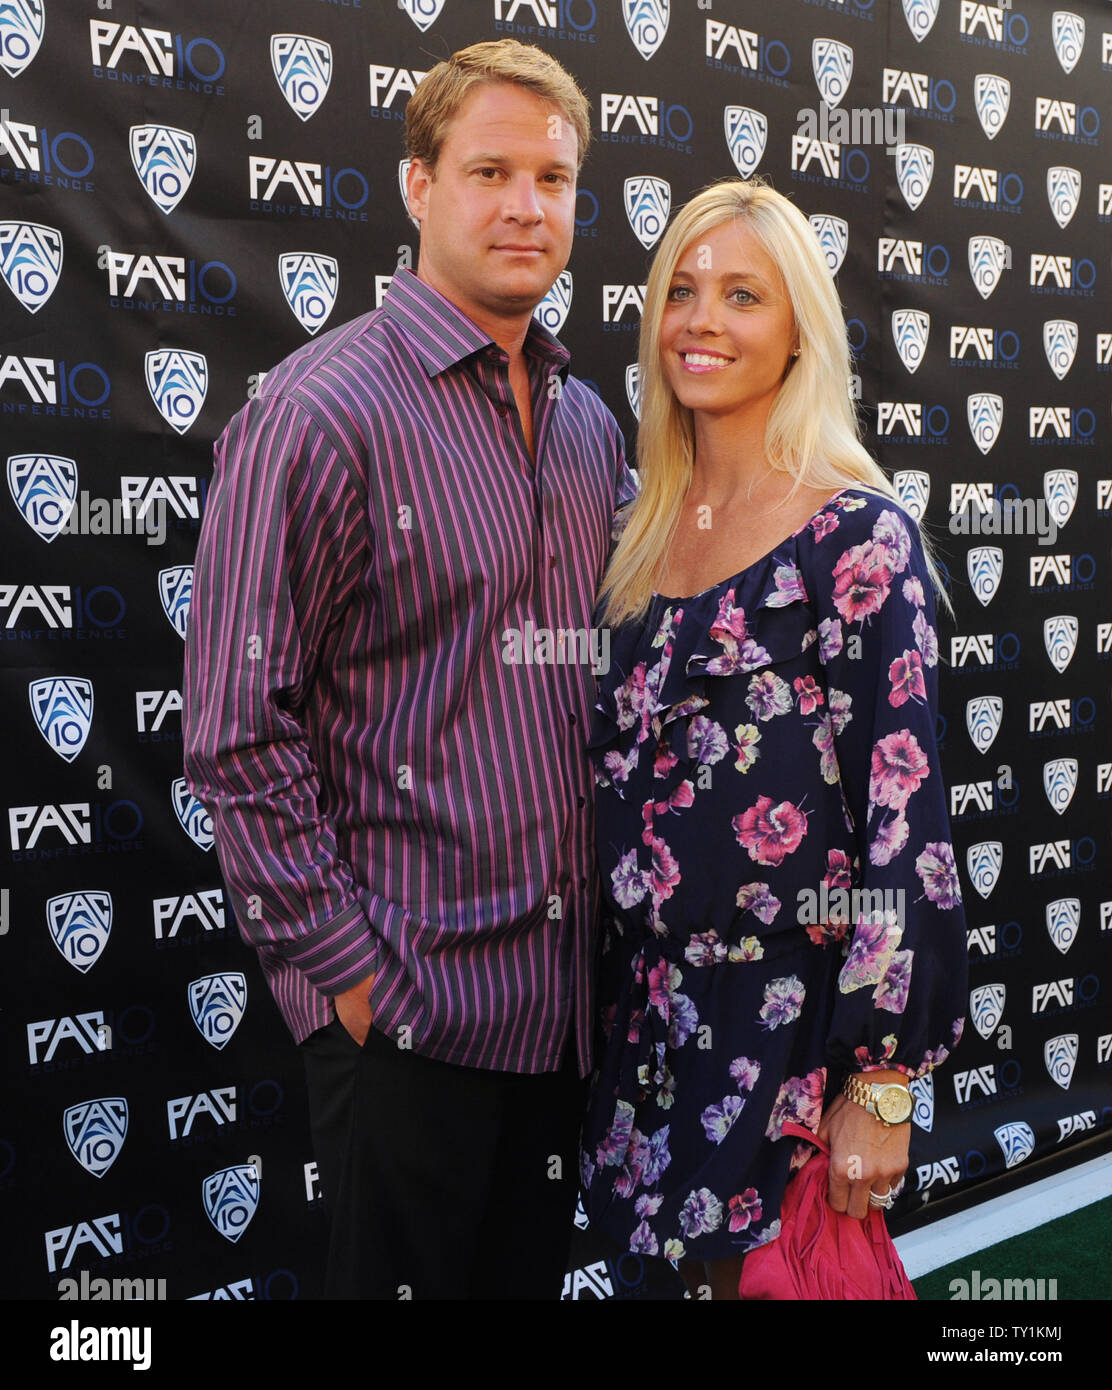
<box><xmin>2</xmin><ymin>0</ymin><xmax>1110</xmax><ymax>1302</ymax></box>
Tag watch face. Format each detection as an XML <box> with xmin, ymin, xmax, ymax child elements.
<box><xmin>877</xmin><ymin>1086</ymin><xmax>913</xmax><ymax>1123</ymax></box>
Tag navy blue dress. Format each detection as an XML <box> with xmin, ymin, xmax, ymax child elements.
<box><xmin>580</xmin><ymin>489</ymin><xmax>967</xmax><ymax>1261</ymax></box>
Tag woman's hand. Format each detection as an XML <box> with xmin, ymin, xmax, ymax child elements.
<box><xmin>817</xmin><ymin>1076</ymin><xmax>911</xmax><ymax>1220</ymax></box>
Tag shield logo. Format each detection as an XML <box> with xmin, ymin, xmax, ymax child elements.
<box><xmin>1043</xmin><ymin>615</ymin><xmax>1078</xmax><ymax>673</ymax></box>
<box><xmin>1047</xmin><ymin>166</ymin><xmax>1081</xmax><ymax>229</ymax></box>
<box><xmin>63</xmin><ymin>1099</ymin><xmax>128</xmax><ymax>1178</ymax></box>
<box><xmin>29</xmin><ymin>677</ymin><xmax>93</xmax><ymax>762</ymax></box>
<box><xmin>809</xmin><ymin>215</ymin><xmax>848</xmax><ymax>275</ymax></box>
<box><xmin>172</xmin><ymin>776</ymin><xmax>212</xmax><ymax>853</ymax></box>
<box><xmin>534</xmin><ymin>271</ymin><xmax>572</xmax><ymax>336</ymax></box>
<box><xmin>967</xmin><ymin>841</ymin><xmax>1002</xmax><ymax>899</ymax></box>
<box><xmin>623</xmin><ymin>0</ymin><xmax>669</xmax><ymax>61</ymax></box>
<box><xmin>892</xmin><ymin>310</ymin><xmax>929</xmax><ymax>375</ymax></box>
<box><xmin>994</xmin><ymin>1121</ymin><xmax>1035</xmax><ymax>1168</ymax></box>
<box><xmin>270</xmin><ymin>34</ymin><xmax>332</xmax><ymax>122</ymax></box>
<box><xmin>1045</xmin><ymin>899</ymin><xmax>1080</xmax><ymax>955</ymax></box>
<box><xmin>279</xmin><ymin>253</ymin><xmax>338</xmax><ymax>335</ymax></box>
<box><xmin>813</xmin><ymin>39</ymin><xmax>853</xmax><ymax>109</ymax></box>
<box><xmin>398</xmin><ymin>0</ymin><xmax>445</xmax><ymax>32</ymax></box>
<box><xmin>1043</xmin><ymin>319</ymin><xmax>1077</xmax><ymax>381</ymax></box>
<box><xmin>129</xmin><ymin>124</ymin><xmax>197</xmax><ymax>216</ymax></box>
<box><xmin>968</xmin><ymin>236</ymin><xmax>1007</xmax><ymax>300</ymax></box>
<box><xmin>970</xmin><ymin>983</ymin><xmax>1005</xmax><ymax>1040</ymax></box>
<box><xmin>158</xmin><ymin>566</ymin><xmax>193</xmax><ymax>639</ymax></box>
<box><xmin>966</xmin><ymin>695</ymin><xmax>1003</xmax><ymax>753</ymax></box>
<box><xmin>189</xmin><ymin>971</ymin><xmax>247</xmax><ymax>1049</ymax></box>
<box><xmin>724</xmin><ymin>106</ymin><xmax>767</xmax><ymax>179</ymax></box>
<box><xmin>968</xmin><ymin>547</ymin><xmax>1003</xmax><ymax>606</ymax></box>
<box><xmin>895</xmin><ymin>143</ymin><xmax>934</xmax><ymax>211</ymax></box>
<box><xmin>625</xmin><ymin>363</ymin><xmax>641</xmax><ymax>421</ymax></box>
<box><xmin>0</xmin><ymin>221</ymin><xmax>63</xmax><ymax>313</ymax></box>
<box><xmin>909</xmin><ymin>1074</ymin><xmax>934</xmax><ymax>1132</ymax></box>
<box><xmin>624</xmin><ymin>176</ymin><xmax>671</xmax><ymax>251</ymax></box>
<box><xmin>1044</xmin><ymin>1033</ymin><xmax>1078</xmax><ymax>1089</ymax></box>
<box><xmin>894</xmin><ymin>470</ymin><xmax>930</xmax><ymax>522</ymax></box>
<box><xmin>47</xmin><ymin>891</ymin><xmax>113</xmax><ymax>973</ymax></box>
<box><xmin>901</xmin><ymin>0</ymin><xmax>939</xmax><ymax>42</ymax></box>
<box><xmin>1043</xmin><ymin>469</ymin><xmax>1078</xmax><ymax>529</ymax></box>
<box><xmin>1043</xmin><ymin>758</ymin><xmax>1078</xmax><ymax>815</ymax></box>
<box><xmin>1052</xmin><ymin>10</ymin><xmax>1085</xmax><ymax>74</ymax></box>
<box><xmin>967</xmin><ymin>393</ymin><xmax>1003</xmax><ymax>455</ymax></box>
<box><xmin>7</xmin><ymin>453</ymin><xmax>77</xmax><ymax>542</ymax></box>
<box><xmin>974</xmin><ymin>74</ymin><xmax>1010</xmax><ymax>141</ymax></box>
<box><xmin>0</xmin><ymin>0</ymin><xmax>45</xmax><ymax>77</ymax></box>
<box><xmin>203</xmin><ymin>1164</ymin><xmax>260</xmax><ymax>1243</ymax></box>
<box><xmin>146</xmin><ymin>348</ymin><xmax>208</xmax><ymax>435</ymax></box>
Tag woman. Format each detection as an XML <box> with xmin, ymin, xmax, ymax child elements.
<box><xmin>580</xmin><ymin>179</ymin><xmax>967</xmax><ymax>1299</ymax></box>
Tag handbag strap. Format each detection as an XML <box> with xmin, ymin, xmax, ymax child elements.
<box><xmin>781</xmin><ymin>1119</ymin><xmax>829</xmax><ymax>1154</ymax></box>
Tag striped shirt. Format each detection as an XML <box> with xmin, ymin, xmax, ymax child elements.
<box><xmin>183</xmin><ymin>268</ymin><xmax>632</xmax><ymax>1074</ymax></box>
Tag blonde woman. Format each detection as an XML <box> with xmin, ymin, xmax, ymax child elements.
<box><xmin>580</xmin><ymin>180</ymin><xmax>967</xmax><ymax>1299</ymax></box>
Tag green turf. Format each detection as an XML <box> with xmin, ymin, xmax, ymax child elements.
<box><xmin>913</xmin><ymin>1194</ymin><xmax>1112</xmax><ymax>1301</ymax></box>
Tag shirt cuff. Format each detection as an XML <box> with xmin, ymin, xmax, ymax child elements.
<box><xmin>280</xmin><ymin>900</ymin><xmax>379</xmax><ymax>996</ymax></box>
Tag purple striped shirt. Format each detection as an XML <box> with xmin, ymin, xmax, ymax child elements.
<box><xmin>183</xmin><ymin>268</ymin><xmax>632</xmax><ymax>1074</ymax></box>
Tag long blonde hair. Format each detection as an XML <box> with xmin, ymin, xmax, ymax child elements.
<box><xmin>599</xmin><ymin>178</ymin><xmax>938</xmax><ymax>626</ymax></box>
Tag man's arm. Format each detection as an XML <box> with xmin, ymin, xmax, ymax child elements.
<box><xmin>183</xmin><ymin>391</ymin><xmax>379</xmax><ymax>1020</ymax></box>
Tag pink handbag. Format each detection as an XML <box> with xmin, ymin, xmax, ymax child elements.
<box><xmin>737</xmin><ymin>1121</ymin><xmax>917</xmax><ymax>1300</ymax></box>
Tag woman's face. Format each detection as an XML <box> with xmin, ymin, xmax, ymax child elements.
<box><xmin>658</xmin><ymin>219</ymin><xmax>797</xmax><ymax>432</ymax></box>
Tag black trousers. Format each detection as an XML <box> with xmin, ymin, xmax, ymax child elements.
<box><xmin>300</xmin><ymin>1018</ymin><xmax>587</xmax><ymax>1299</ymax></box>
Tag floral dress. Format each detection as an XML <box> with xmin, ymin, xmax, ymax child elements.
<box><xmin>580</xmin><ymin>489</ymin><xmax>967</xmax><ymax>1262</ymax></box>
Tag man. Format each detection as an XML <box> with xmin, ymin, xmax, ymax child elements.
<box><xmin>183</xmin><ymin>40</ymin><xmax>632</xmax><ymax>1299</ymax></box>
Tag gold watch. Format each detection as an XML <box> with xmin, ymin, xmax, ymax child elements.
<box><xmin>842</xmin><ymin>1074</ymin><xmax>913</xmax><ymax>1126</ymax></box>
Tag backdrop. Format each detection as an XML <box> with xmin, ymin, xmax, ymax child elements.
<box><xmin>2</xmin><ymin>0</ymin><xmax>1110</xmax><ymax>1302</ymax></box>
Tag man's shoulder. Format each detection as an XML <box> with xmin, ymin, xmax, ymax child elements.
<box><xmin>257</xmin><ymin>308</ymin><xmax>395</xmax><ymax>408</ymax></box>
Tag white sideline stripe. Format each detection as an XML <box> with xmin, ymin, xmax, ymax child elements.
<box><xmin>895</xmin><ymin>1151</ymin><xmax>1112</xmax><ymax>1278</ymax></box>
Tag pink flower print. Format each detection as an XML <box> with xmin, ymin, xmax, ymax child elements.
<box><xmin>733</xmin><ymin>796</ymin><xmax>808</xmax><ymax>866</ymax></box>
<box><xmin>603</xmin><ymin>745</ymin><xmax>640</xmax><ymax>786</ymax></box>
<box><xmin>888</xmin><ymin>649</ymin><xmax>927</xmax><ymax>708</ymax></box>
<box><xmin>687</xmin><ymin>715</ymin><xmax>729</xmax><ymax>765</ymax></box>
<box><xmin>811</xmin><ymin>712</ymin><xmax>839</xmax><ymax>785</ymax></box>
<box><xmin>706</xmin><ymin>590</ymin><xmax>772</xmax><ymax>675</ymax></box>
<box><xmin>727</xmin><ymin>1188</ymin><xmax>763</xmax><ymax>1233</ymax></box>
<box><xmin>729</xmin><ymin>1056</ymin><xmax>761</xmax><ymax>1091</ymax></box>
<box><xmin>746</xmin><ymin>671</ymin><xmax>793</xmax><ymax>721</ymax></box>
<box><xmin>839</xmin><ymin>917</ymin><xmax>901</xmax><ymax>993</ymax></box>
<box><xmin>875</xmin><ymin>949</ymin><xmax>913</xmax><ymax>1014</ymax></box>
<box><xmin>873</xmin><ymin>510</ymin><xmax>912</xmax><ymax>573</ymax></box>
<box><xmin>735</xmin><ymin>881</ymin><xmax>781</xmax><ymax>925</ymax></box>
<box><xmin>758</xmin><ymin>974</ymin><xmax>806</xmax><ymax>1029</ymax></box>
<box><xmin>732</xmin><ymin>722</ymin><xmax>761</xmax><ymax>773</ymax></box>
<box><xmin>902</xmin><ymin>575</ymin><xmax>925</xmax><ymax>608</ymax></box>
<box><xmin>794</xmin><ymin>674</ymin><xmax>825</xmax><ymax>715</ymax></box>
<box><xmin>679</xmin><ymin>1188</ymin><xmax>724</xmax><ymax>1239</ymax></box>
<box><xmin>818</xmin><ymin>616</ymin><xmax>843</xmax><ymax>661</ymax></box>
<box><xmin>595</xmin><ymin>1098</ymin><xmax>635</xmax><ymax>1168</ymax></box>
<box><xmin>647</xmin><ymin>960</ymin><xmax>682</xmax><ymax>1013</ymax></box>
<box><xmin>915</xmin><ymin>841</ymin><xmax>962</xmax><ymax>909</ymax></box>
<box><xmin>869</xmin><ymin>812</ymin><xmax>910</xmax><ymax>867</ymax></box>
<box><xmin>765</xmin><ymin>1068</ymin><xmax>826</xmax><ymax>1140</ymax></box>
<box><xmin>767</xmin><ymin>563</ymin><xmax>807</xmax><ymax>607</ymax></box>
<box><xmin>611</xmin><ymin>850</ymin><xmax>650</xmax><ymax>909</ymax></box>
<box><xmin>828</xmin><ymin>688</ymin><xmax>852</xmax><ymax>735</ymax></box>
<box><xmin>913</xmin><ymin>608</ymin><xmax>938</xmax><ymax>667</ymax></box>
<box><xmin>870</xmin><ymin>729</ymin><xmax>930</xmax><ymax>812</ymax></box>
<box><xmin>653</xmin><ymin>744</ymin><xmax>678</xmax><ymax>779</ymax></box>
<box><xmin>653</xmin><ymin>781</ymin><xmax>695</xmax><ymax>817</ymax></box>
<box><xmin>810</xmin><ymin>510</ymin><xmax>840</xmax><ymax>541</ymax></box>
<box><xmin>832</xmin><ymin>540</ymin><xmax>893</xmax><ymax>623</ymax></box>
<box><xmin>701</xmin><ymin>1095</ymin><xmax>745</xmax><ymax>1144</ymax></box>
<box><xmin>613</xmin><ymin>663</ymin><xmax>650</xmax><ymax>734</ymax></box>
<box><xmin>824</xmin><ymin>848</ymin><xmax>854</xmax><ymax>890</ymax></box>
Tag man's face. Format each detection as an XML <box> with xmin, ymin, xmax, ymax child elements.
<box><xmin>408</xmin><ymin>82</ymin><xmax>578</xmax><ymax>334</ymax></box>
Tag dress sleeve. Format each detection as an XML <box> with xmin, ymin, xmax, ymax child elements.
<box><xmin>183</xmin><ymin>391</ymin><xmax>380</xmax><ymax>997</ymax></box>
<box><xmin>803</xmin><ymin>495</ymin><xmax>967</xmax><ymax>1080</ymax></box>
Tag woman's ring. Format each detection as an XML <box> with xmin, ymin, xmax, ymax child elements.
<box><xmin>868</xmin><ymin>1186</ymin><xmax>895</xmax><ymax>1209</ymax></box>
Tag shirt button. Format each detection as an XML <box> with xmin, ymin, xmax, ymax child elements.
<box><xmin>577</xmin><ymin>796</ymin><xmax>586</xmax><ymax>808</ymax></box>
<box><xmin>495</xmin><ymin>404</ymin><xmax>510</xmax><ymax>417</ymax></box>
<box><xmin>550</xmin><ymin>555</ymin><xmax>558</xmax><ymax>568</ymax></box>
<box><xmin>579</xmin><ymin>877</ymin><xmax>588</xmax><ymax>889</ymax></box>
<box><xmin>569</xmin><ymin>713</ymin><xmax>577</xmax><ymax>726</ymax></box>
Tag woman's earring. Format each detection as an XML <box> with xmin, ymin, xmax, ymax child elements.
<box><xmin>790</xmin><ymin>348</ymin><xmax>801</xmax><ymax>359</ymax></box>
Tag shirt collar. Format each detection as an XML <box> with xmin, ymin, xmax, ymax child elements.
<box><xmin>382</xmin><ymin>267</ymin><xmax>570</xmax><ymax>379</ymax></box>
